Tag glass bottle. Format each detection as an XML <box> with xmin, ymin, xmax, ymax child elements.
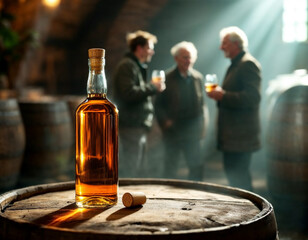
<box><xmin>75</xmin><ymin>48</ymin><xmax>118</xmax><ymax>208</ymax></box>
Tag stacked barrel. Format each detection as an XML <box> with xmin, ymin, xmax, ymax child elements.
<box><xmin>0</xmin><ymin>90</ymin><xmax>85</xmax><ymax>192</ymax></box>
<box><xmin>266</xmin><ymin>83</ymin><xmax>308</xmax><ymax>231</ymax></box>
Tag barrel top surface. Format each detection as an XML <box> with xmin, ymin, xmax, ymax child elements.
<box><xmin>0</xmin><ymin>179</ymin><xmax>277</xmax><ymax>239</ymax></box>
<box><xmin>0</xmin><ymin>98</ymin><xmax>18</xmax><ymax>109</ymax></box>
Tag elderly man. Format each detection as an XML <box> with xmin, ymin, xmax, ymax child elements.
<box><xmin>207</xmin><ymin>26</ymin><xmax>262</xmax><ymax>191</ymax></box>
<box><xmin>113</xmin><ymin>30</ymin><xmax>165</xmax><ymax>178</ymax></box>
<box><xmin>155</xmin><ymin>41</ymin><xmax>207</xmax><ymax>181</ymax></box>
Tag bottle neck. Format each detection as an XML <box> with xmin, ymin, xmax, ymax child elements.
<box><xmin>87</xmin><ymin>58</ymin><xmax>107</xmax><ymax>97</ymax></box>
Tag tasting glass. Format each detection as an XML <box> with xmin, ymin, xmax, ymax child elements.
<box><xmin>204</xmin><ymin>74</ymin><xmax>218</xmax><ymax>93</ymax></box>
<box><xmin>151</xmin><ymin>70</ymin><xmax>165</xmax><ymax>84</ymax></box>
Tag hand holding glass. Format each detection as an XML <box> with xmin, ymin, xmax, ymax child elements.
<box><xmin>205</xmin><ymin>74</ymin><xmax>218</xmax><ymax>92</ymax></box>
<box><xmin>152</xmin><ymin>70</ymin><xmax>165</xmax><ymax>84</ymax></box>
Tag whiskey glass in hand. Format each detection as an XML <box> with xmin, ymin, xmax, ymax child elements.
<box><xmin>204</xmin><ymin>74</ymin><xmax>218</xmax><ymax>93</ymax></box>
<box><xmin>152</xmin><ymin>70</ymin><xmax>165</xmax><ymax>84</ymax></box>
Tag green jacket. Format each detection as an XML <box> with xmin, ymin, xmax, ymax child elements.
<box><xmin>112</xmin><ymin>52</ymin><xmax>157</xmax><ymax>128</ymax></box>
<box><xmin>218</xmin><ymin>51</ymin><xmax>262</xmax><ymax>152</ymax></box>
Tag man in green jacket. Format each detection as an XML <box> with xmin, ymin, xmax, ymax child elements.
<box><xmin>112</xmin><ymin>30</ymin><xmax>165</xmax><ymax>178</ymax></box>
<box><xmin>207</xmin><ymin>26</ymin><xmax>261</xmax><ymax>191</ymax></box>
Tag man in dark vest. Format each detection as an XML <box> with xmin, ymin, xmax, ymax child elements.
<box><xmin>155</xmin><ymin>41</ymin><xmax>208</xmax><ymax>181</ymax></box>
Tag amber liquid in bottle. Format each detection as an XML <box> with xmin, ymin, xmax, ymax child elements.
<box><xmin>75</xmin><ymin>49</ymin><xmax>118</xmax><ymax>208</ymax></box>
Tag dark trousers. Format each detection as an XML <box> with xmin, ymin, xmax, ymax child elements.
<box><xmin>119</xmin><ymin>127</ymin><xmax>148</xmax><ymax>178</ymax></box>
<box><xmin>223</xmin><ymin>151</ymin><xmax>253</xmax><ymax>191</ymax></box>
<box><xmin>163</xmin><ymin>136</ymin><xmax>204</xmax><ymax>181</ymax></box>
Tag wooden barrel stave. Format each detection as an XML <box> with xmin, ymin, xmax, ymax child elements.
<box><xmin>266</xmin><ymin>86</ymin><xmax>308</xmax><ymax>202</ymax></box>
<box><xmin>266</xmin><ymin>85</ymin><xmax>308</xmax><ymax>231</ymax></box>
<box><xmin>18</xmin><ymin>100</ymin><xmax>73</xmax><ymax>185</ymax></box>
<box><xmin>0</xmin><ymin>179</ymin><xmax>278</xmax><ymax>240</ymax></box>
<box><xmin>0</xmin><ymin>99</ymin><xmax>25</xmax><ymax>191</ymax></box>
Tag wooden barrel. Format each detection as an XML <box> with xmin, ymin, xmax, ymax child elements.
<box><xmin>266</xmin><ymin>85</ymin><xmax>308</xmax><ymax>228</ymax></box>
<box><xmin>0</xmin><ymin>179</ymin><xmax>278</xmax><ymax>240</ymax></box>
<box><xmin>56</xmin><ymin>95</ymin><xmax>86</xmax><ymax>123</ymax></box>
<box><xmin>0</xmin><ymin>99</ymin><xmax>25</xmax><ymax>192</ymax></box>
<box><xmin>56</xmin><ymin>95</ymin><xmax>86</xmax><ymax>176</ymax></box>
<box><xmin>18</xmin><ymin>99</ymin><xmax>73</xmax><ymax>186</ymax></box>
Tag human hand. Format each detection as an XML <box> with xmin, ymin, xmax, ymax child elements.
<box><xmin>152</xmin><ymin>80</ymin><xmax>166</xmax><ymax>92</ymax></box>
<box><xmin>207</xmin><ymin>86</ymin><xmax>225</xmax><ymax>101</ymax></box>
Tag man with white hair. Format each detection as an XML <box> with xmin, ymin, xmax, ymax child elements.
<box><xmin>207</xmin><ymin>26</ymin><xmax>262</xmax><ymax>191</ymax></box>
<box><xmin>155</xmin><ymin>41</ymin><xmax>207</xmax><ymax>181</ymax></box>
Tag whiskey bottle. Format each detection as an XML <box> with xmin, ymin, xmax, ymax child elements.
<box><xmin>75</xmin><ymin>48</ymin><xmax>118</xmax><ymax>208</ymax></box>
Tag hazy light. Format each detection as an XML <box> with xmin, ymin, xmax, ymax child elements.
<box><xmin>283</xmin><ymin>0</ymin><xmax>307</xmax><ymax>42</ymax></box>
<box><xmin>43</xmin><ymin>0</ymin><xmax>61</xmax><ymax>8</ymax></box>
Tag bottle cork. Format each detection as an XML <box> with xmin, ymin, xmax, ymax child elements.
<box><xmin>88</xmin><ymin>48</ymin><xmax>105</xmax><ymax>58</ymax></box>
<box><xmin>88</xmin><ymin>48</ymin><xmax>105</xmax><ymax>72</ymax></box>
<box><xmin>122</xmin><ymin>192</ymin><xmax>146</xmax><ymax>208</ymax></box>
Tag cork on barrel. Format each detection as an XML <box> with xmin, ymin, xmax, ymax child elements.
<box><xmin>122</xmin><ymin>192</ymin><xmax>146</xmax><ymax>208</ymax></box>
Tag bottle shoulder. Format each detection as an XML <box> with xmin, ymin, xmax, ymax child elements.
<box><xmin>76</xmin><ymin>97</ymin><xmax>118</xmax><ymax>114</ymax></box>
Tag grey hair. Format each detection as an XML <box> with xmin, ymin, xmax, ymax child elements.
<box><xmin>170</xmin><ymin>41</ymin><xmax>198</xmax><ymax>62</ymax></box>
<box><xmin>220</xmin><ymin>26</ymin><xmax>248</xmax><ymax>50</ymax></box>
